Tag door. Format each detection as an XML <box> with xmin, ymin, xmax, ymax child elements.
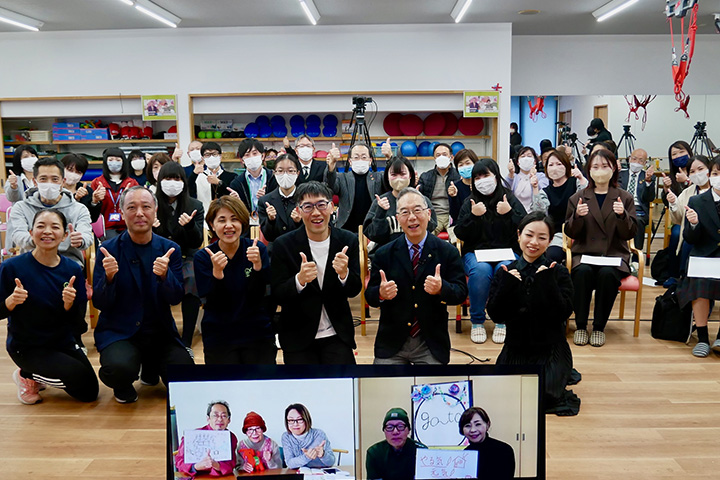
<box><xmin>593</xmin><ymin>105</ymin><xmax>608</xmax><ymax>126</ymax></box>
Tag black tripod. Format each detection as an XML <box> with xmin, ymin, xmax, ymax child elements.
<box><xmin>616</xmin><ymin>125</ymin><xmax>636</xmax><ymax>168</ymax></box>
<box><xmin>348</xmin><ymin>96</ymin><xmax>375</xmax><ymax>171</ymax></box>
<box><xmin>690</xmin><ymin>121</ymin><xmax>715</xmax><ymax>157</ymax></box>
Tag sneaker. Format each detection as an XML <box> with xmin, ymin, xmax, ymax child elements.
<box><xmin>138</xmin><ymin>365</ymin><xmax>159</xmax><ymax>387</ymax></box>
<box><xmin>712</xmin><ymin>339</ymin><xmax>720</xmax><ymax>354</ymax></box>
<box><xmin>492</xmin><ymin>324</ymin><xmax>506</xmax><ymax>344</ymax></box>
<box><xmin>12</xmin><ymin>369</ymin><xmax>42</xmax><ymax>405</ymax></box>
<box><xmin>573</xmin><ymin>329</ymin><xmax>589</xmax><ymax>346</ymax></box>
<box><xmin>589</xmin><ymin>331</ymin><xmax>606</xmax><ymax>347</ymax></box>
<box><xmin>692</xmin><ymin>342</ymin><xmax>711</xmax><ymax>358</ymax></box>
<box><xmin>113</xmin><ymin>386</ymin><xmax>138</xmax><ymax>404</ymax></box>
<box><xmin>471</xmin><ymin>324</ymin><xmax>487</xmax><ymax>344</ymax></box>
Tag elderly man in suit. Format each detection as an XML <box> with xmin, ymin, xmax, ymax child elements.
<box><xmin>271</xmin><ymin>181</ymin><xmax>361</xmax><ymax>364</ymax></box>
<box><xmin>618</xmin><ymin>148</ymin><xmax>656</xmax><ymax>251</ymax></box>
<box><xmin>366</xmin><ymin>188</ymin><xmax>467</xmax><ymax>365</ymax></box>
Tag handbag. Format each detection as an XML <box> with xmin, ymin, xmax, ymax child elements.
<box><xmin>651</xmin><ymin>284</ymin><xmax>693</xmax><ymax>343</ymax></box>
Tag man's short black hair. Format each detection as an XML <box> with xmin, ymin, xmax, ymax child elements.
<box><xmin>294</xmin><ymin>180</ymin><xmax>333</xmax><ymax>204</ymax></box>
<box><xmin>201</xmin><ymin>142</ymin><xmax>222</xmax><ymax>155</ymax></box>
<box><xmin>61</xmin><ymin>153</ymin><xmax>89</xmax><ymax>174</ymax></box>
<box><xmin>237</xmin><ymin>138</ymin><xmax>265</xmax><ymax>158</ymax></box>
<box><xmin>432</xmin><ymin>143</ymin><xmax>453</xmax><ymax>156</ymax></box>
<box><xmin>33</xmin><ymin>156</ymin><xmax>64</xmax><ymax>178</ymax></box>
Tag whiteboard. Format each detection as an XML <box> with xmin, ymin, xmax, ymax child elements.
<box><xmin>415</xmin><ymin>448</ymin><xmax>478</xmax><ymax>479</ymax></box>
<box><xmin>411</xmin><ymin>381</ymin><xmax>473</xmax><ymax>447</ymax></box>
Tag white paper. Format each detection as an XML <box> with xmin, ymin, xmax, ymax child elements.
<box><xmin>183</xmin><ymin>429</ymin><xmax>232</xmax><ymax>464</ymax></box>
<box><xmin>579</xmin><ymin>255</ymin><xmax>622</xmax><ymax>267</ymax></box>
<box><xmin>474</xmin><ymin>248</ymin><xmax>515</xmax><ymax>263</ymax></box>
<box><xmin>687</xmin><ymin>257</ymin><xmax>720</xmax><ymax>279</ymax></box>
<box><xmin>415</xmin><ymin>449</ymin><xmax>479</xmax><ymax>479</ymax></box>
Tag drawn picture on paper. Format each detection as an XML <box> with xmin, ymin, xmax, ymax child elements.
<box><xmin>411</xmin><ymin>381</ymin><xmax>472</xmax><ymax>447</ymax></box>
<box><xmin>183</xmin><ymin>429</ymin><xmax>232</xmax><ymax>464</ymax></box>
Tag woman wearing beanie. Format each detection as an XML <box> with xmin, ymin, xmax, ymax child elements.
<box><xmin>236</xmin><ymin>411</ymin><xmax>282</xmax><ymax>473</ymax></box>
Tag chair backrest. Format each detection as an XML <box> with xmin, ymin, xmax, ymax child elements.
<box><xmin>0</xmin><ymin>193</ymin><xmax>11</xmax><ymax>214</ymax></box>
<box><xmin>91</xmin><ymin>214</ymin><xmax>105</xmax><ymax>239</ymax></box>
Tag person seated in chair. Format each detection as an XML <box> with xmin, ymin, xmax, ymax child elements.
<box><xmin>366</xmin><ymin>408</ymin><xmax>426</xmax><ymax>480</ymax></box>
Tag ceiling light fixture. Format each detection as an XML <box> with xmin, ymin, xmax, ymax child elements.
<box><xmin>451</xmin><ymin>0</ymin><xmax>473</xmax><ymax>23</ymax></box>
<box><xmin>118</xmin><ymin>0</ymin><xmax>134</xmax><ymax>6</ymax></box>
<box><xmin>134</xmin><ymin>0</ymin><xmax>181</xmax><ymax>28</ymax></box>
<box><xmin>298</xmin><ymin>0</ymin><xmax>320</xmax><ymax>25</ymax></box>
<box><xmin>0</xmin><ymin>7</ymin><xmax>44</xmax><ymax>32</ymax></box>
<box><xmin>592</xmin><ymin>0</ymin><xmax>639</xmax><ymax>22</ymax></box>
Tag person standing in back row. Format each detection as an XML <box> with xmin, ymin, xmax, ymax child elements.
<box><xmin>417</xmin><ymin>143</ymin><xmax>460</xmax><ymax>235</ymax></box>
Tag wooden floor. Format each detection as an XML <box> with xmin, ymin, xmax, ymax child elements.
<box><xmin>1</xmin><ymin>234</ymin><xmax>719</xmax><ymax>478</ymax></box>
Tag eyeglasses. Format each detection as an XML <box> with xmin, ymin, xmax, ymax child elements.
<box><xmin>397</xmin><ymin>207</ymin><xmax>427</xmax><ymax>218</ymax></box>
<box><xmin>298</xmin><ymin>200</ymin><xmax>330</xmax><ymax>213</ymax></box>
<box><xmin>210</xmin><ymin>413</ymin><xmax>229</xmax><ymax>420</ymax></box>
<box><xmin>287</xmin><ymin>418</ymin><xmax>305</xmax><ymax>425</ymax></box>
<box><xmin>203</xmin><ymin>151</ymin><xmax>220</xmax><ymax>158</ymax></box>
<box><xmin>276</xmin><ymin>169</ymin><xmax>298</xmax><ymax>175</ymax></box>
<box><xmin>246</xmin><ymin>427</ymin><xmax>263</xmax><ymax>434</ymax></box>
<box><xmin>383</xmin><ymin>424</ymin><xmax>408</xmax><ymax>433</ymax></box>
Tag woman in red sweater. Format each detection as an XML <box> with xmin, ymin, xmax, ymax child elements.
<box><xmin>89</xmin><ymin>148</ymin><xmax>139</xmax><ymax>240</ymax></box>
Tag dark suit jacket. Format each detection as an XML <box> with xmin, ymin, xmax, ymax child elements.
<box><xmin>684</xmin><ymin>189</ymin><xmax>720</xmax><ymax>258</ymax></box>
<box><xmin>296</xmin><ymin>159</ymin><xmax>328</xmax><ymax>184</ymax></box>
<box><xmin>93</xmin><ymin>232</ymin><xmax>184</xmax><ymax>352</ymax></box>
<box><xmin>325</xmin><ymin>168</ymin><xmax>383</xmax><ymax>229</ymax></box>
<box><xmin>188</xmin><ymin>169</ymin><xmax>238</xmax><ymax>200</ymax></box>
<box><xmin>228</xmin><ymin>168</ymin><xmax>278</xmax><ymax>213</ymax></box>
<box><xmin>618</xmin><ymin>169</ymin><xmax>656</xmax><ymax>217</ymax></box>
<box><xmin>366</xmin><ymin>234</ymin><xmax>468</xmax><ymax>364</ymax></box>
<box><xmin>565</xmin><ymin>186</ymin><xmax>637</xmax><ymax>273</ymax></box>
<box><xmin>258</xmin><ymin>189</ymin><xmax>303</xmax><ymax>243</ymax></box>
<box><xmin>271</xmin><ymin>227</ymin><xmax>361</xmax><ymax>353</ymax></box>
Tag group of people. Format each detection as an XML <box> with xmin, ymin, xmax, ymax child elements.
<box><xmin>174</xmin><ymin>401</ymin><xmax>515</xmax><ymax>480</ymax></box>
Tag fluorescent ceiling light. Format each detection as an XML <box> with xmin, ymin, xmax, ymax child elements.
<box><xmin>592</xmin><ymin>0</ymin><xmax>639</xmax><ymax>22</ymax></box>
<box><xmin>0</xmin><ymin>7</ymin><xmax>44</xmax><ymax>31</ymax></box>
<box><xmin>118</xmin><ymin>0</ymin><xmax>134</xmax><ymax>5</ymax></box>
<box><xmin>134</xmin><ymin>0</ymin><xmax>181</xmax><ymax>28</ymax></box>
<box><xmin>299</xmin><ymin>0</ymin><xmax>320</xmax><ymax>25</ymax></box>
<box><xmin>451</xmin><ymin>0</ymin><xmax>473</xmax><ymax>23</ymax></box>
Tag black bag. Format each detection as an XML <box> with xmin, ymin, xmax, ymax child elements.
<box><xmin>651</xmin><ymin>285</ymin><xmax>693</xmax><ymax>342</ymax></box>
<box><xmin>651</xmin><ymin>248</ymin><xmax>671</xmax><ymax>285</ymax></box>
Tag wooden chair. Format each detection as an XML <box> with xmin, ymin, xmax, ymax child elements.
<box><xmin>88</xmin><ymin>215</ymin><xmax>105</xmax><ymax>328</ymax></box>
<box><xmin>562</xmin><ymin>227</ymin><xmax>645</xmax><ymax>337</ymax></box>
<box><xmin>358</xmin><ymin>225</ymin><xmax>370</xmax><ymax>336</ymax></box>
<box><xmin>454</xmin><ymin>239</ymin><xmax>468</xmax><ymax>333</ymax></box>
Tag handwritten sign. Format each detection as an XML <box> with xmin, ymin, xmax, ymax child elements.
<box><xmin>412</xmin><ymin>381</ymin><xmax>472</xmax><ymax>447</ymax></box>
<box><xmin>183</xmin><ymin>429</ymin><xmax>232</xmax><ymax>464</ymax></box>
<box><xmin>415</xmin><ymin>449</ymin><xmax>478</xmax><ymax>479</ymax></box>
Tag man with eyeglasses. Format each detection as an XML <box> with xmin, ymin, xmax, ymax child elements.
<box><xmin>366</xmin><ymin>408</ymin><xmax>426</xmax><ymax>480</ymax></box>
<box><xmin>187</xmin><ymin>141</ymin><xmax>238</xmax><ymax>216</ymax></box>
<box><xmin>271</xmin><ymin>181</ymin><xmax>361</xmax><ymax>364</ymax></box>
<box><xmin>325</xmin><ymin>142</ymin><xmax>383</xmax><ymax>232</ymax></box>
<box><xmin>175</xmin><ymin>400</ymin><xmax>238</xmax><ymax>478</ymax></box>
<box><xmin>367</xmin><ymin>188</ymin><xmax>467</xmax><ymax>365</ymax></box>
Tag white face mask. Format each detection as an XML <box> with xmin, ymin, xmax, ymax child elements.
<box><xmin>64</xmin><ymin>171</ymin><xmax>82</xmax><ymax>186</ymax></box>
<box><xmin>160</xmin><ymin>179</ymin><xmax>184</xmax><ymax>197</ymax></box>
<box><xmin>37</xmin><ymin>182</ymin><xmax>62</xmax><ymax>200</ymax></box>
<box><xmin>689</xmin><ymin>171</ymin><xmax>709</xmax><ymax>187</ymax></box>
<box><xmin>244</xmin><ymin>154</ymin><xmax>263</xmax><ymax>172</ymax></box>
<box><xmin>546</xmin><ymin>165</ymin><xmax>566</xmax><ymax>180</ymax></box>
<box><xmin>628</xmin><ymin>162</ymin><xmax>643</xmax><ymax>173</ymax></box>
<box><xmin>131</xmin><ymin>159</ymin><xmax>146</xmax><ymax>171</ymax></box>
<box><xmin>709</xmin><ymin>176</ymin><xmax>720</xmax><ymax>190</ymax></box>
<box><xmin>435</xmin><ymin>155</ymin><xmax>451</xmax><ymax>169</ymax></box>
<box><xmin>518</xmin><ymin>156</ymin><xmax>535</xmax><ymax>172</ymax></box>
<box><xmin>276</xmin><ymin>173</ymin><xmax>298</xmax><ymax>190</ymax></box>
<box><xmin>189</xmin><ymin>149</ymin><xmax>202</xmax><ymax>163</ymax></box>
<box><xmin>474</xmin><ymin>177</ymin><xmax>496</xmax><ymax>196</ymax></box>
<box><xmin>107</xmin><ymin>160</ymin><xmax>123</xmax><ymax>173</ymax></box>
<box><xmin>297</xmin><ymin>146</ymin><xmax>314</xmax><ymax>162</ymax></box>
<box><xmin>352</xmin><ymin>160</ymin><xmax>370</xmax><ymax>175</ymax></box>
<box><xmin>206</xmin><ymin>155</ymin><xmax>222</xmax><ymax>170</ymax></box>
<box><xmin>21</xmin><ymin>156</ymin><xmax>38</xmax><ymax>173</ymax></box>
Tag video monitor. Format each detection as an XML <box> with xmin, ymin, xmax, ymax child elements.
<box><xmin>167</xmin><ymin>365</ymin><xmax>545</xmax><ymax>479</ymax></box>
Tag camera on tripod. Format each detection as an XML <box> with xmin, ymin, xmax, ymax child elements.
<box><xmin>694</xmin><ymin>121</ymin><xmax>707</xmax><ymax>133</ymax></box>
<box><xmin>352</xmin><ymin>96</ymin><xmax>372</xmax><ymax>110</ymax></box>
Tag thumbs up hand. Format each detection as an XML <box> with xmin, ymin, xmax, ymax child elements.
<box><xmin>470</xmin><ymin>199</ymin><xmax>487</xmax><ymax>217</ymax></box>
<box><xmin>381</xmin><ymin>137</ymin><xmax>392</xmax><ymax>159</ymax></box>
<box><xmin>172</xmin><ymin>143</ymin><xmax>183</xmax><ymax>162</ymax></box>
<box><xmin>379</xmin><ymin>269</ymin><xmax>398</xmax><ymax>300</ymax></box>
<box><xmin>7</xmin><ymin>171</ymin><xmax>18</xmax><ymax>189</ymax></box>
<box><xmin>153</xmin><ymin>247</ymin><xmax>175</xmax><ymax>280</ymax></box>
<box><xmin>375</xmin><ymin>194</ymin><xmax>390</xmax><ymax>211</ymax></box>
<box><xmin>496</xmin><ymin>194</ymin><xmax>512</xmax><ymax>215</ymax></box>
<box><xmin>247</xmin><ymin>238</ymin><xmax>262</xmax><ymax>271</ymax></box>
<box><xmin>205</xmin><ymin>247</ymin><xmax>228</xmax><ymax>279</ymax></box>
<box><xmin>332</xmin><ymin>246</ymin><xmax>350</xmax><ymax>279</ymax></box>
<box><xmin>68</xmin><ymin>223</ymin><xmax>84</xmax><ymax>248</ymax></box>
<box><xmin>447</xmin><ymin>181</ymin><xmax>457</xmax><ymax>197</ymax></box>
<box><xmin>613</xmin><ymin>196</ymin><xmax>625</xmax><ymax>216</ymax></box>
<box><xmin>661</xmin><ymin>172</ymin><xmax>672</xmax><ymax>189</ymax></box>
<box><xmin>576</xmin><ymin>197</ymin><xmax>589</xmax><ymax>217</ymax></box>
<box><xmin>327</xmin><ymin>142</ymin><xmax>341</xmax><ymax>170</ymax></box>
<box><xmin>62</xmin><ymin>276</ymin><xmax>77</xmax><ymax>311</ymax></box>
<box><xmin>5</xmin><ymin>278</ymin><xmax>28</xmax><ymax>311</ymax></box>
<box><xmin>99</xmin><ymin>247</ymin><xmax>119</xmax><ymax>282</ymax></box>
<box><xmin>265</xmin><ymin>202</ymin><xmax>277</xmax><ymax>221</ymax></box>
<box><xmin>424</xmin><ymin>264</ymin><xmax>443</xmax><ymax>295</ymax></box>
<box><xmin>298</xmin><ymin>252</ymin><xmax>318</xmax><ymax>286</ymax></box>
<box><xmin>685</xmin><ymin>205</ymin><xmax>699</xmax><ymax>225</ymax></box>
<box><xmin>178</xmin><ymin>209</ymin><xmax>198</xmax><ymax>227</ymax></box>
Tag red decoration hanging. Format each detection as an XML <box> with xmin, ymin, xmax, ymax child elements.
<box><xmin>667</xmin><ymin>1</ymin><xmax>699</xmax><ymax>118</ymax></box>
<box><xmin>528</xmin><ymin>96</ymin><xmax>546</xmax><ymax>122</ymax></box>
<box><xmin>624</xmin><ymin>95</ymin><xmax>656</xmax><ymax>130</ymax></box>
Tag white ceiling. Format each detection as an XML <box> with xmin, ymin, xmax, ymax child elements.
<box><xmin>0</xmin><ymin>0</ymin><xmax>719</xmax><ymax>35</ymax></box>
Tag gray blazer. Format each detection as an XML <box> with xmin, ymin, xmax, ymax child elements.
<box><xmin>325</xmin><ymin>167</ymin><xmax>383</xmax><ymax>229</ymax></box>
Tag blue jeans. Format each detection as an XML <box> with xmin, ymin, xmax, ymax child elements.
<box><xmin>463</xmin><ymin>253</ymin><xmax>514</xmax><ymax>325</ymax></box>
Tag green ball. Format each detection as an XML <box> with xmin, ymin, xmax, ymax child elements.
<box><xmin>198</xmin><ymin>131</ymin><xmax>206</xmax><ymax>139</ymax></box>
<box><xmin>213</xmin><ymin>131</ymin><xmax>222</xmax><ymax>139</ymax></box>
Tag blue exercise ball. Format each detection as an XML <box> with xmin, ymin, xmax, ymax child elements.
<box><xmin>258</xmin><ymin>124</ymin><xmax>273</xmax><ymax>138</ymax></box>
<box><xmin>323</xmin><ymin>114</ymin><xmax>338</xmax><ymax>126</ymax></box>
<box><xmin>244</xmin><ymin>123</ymin><xmax>259</xmax><ymax>138</ymax></box>
<box><xmin>306</xmin><ymin>114</ymin><xmax>321</xmax><ymax>126</ymax></box>
<box><xmin>255</xmin><ymin>115</ymin><xmax>270</xmax><ymax>126</ymax></box>
<box><xmin>322</xmin><ymin>126</ymin><xmax>337</xmax><ymax>138</ymax></box>
<box><xmin>291</xmin><ymin>126</ymin><xmax>305</xmax><ymax>137</ymax></box>
<box><xmin>430</xmin><ymin>142</ymin><xmax>439</xmax><ymax>155</ymax></box>
<box><xmin>306</xmin><ymin>125</ymin><xmax>321</xmax><ymax>137</ymax></box>
<box><xmin>273</xmin><ymin>125</ymin><xmax>288</xmax><ymax>138</ymax></box>
<box><xmin>451</xmin><ymin>141</ymin><xmax>465</xmax><ymax>155</ymax></box>
<box><xmin>401</xmin><ymin>140</ymin><xmax>417</xmax><ymax>157</ymax></box>
<box><xmin>417</xmin><ymin>141</ymin><xmax>432</xmax><ymax>157</ymax></box>
<box><xmin>270</xmin><ymin>115</ymin><xmax>285</xmax><ymax>126</ymax></box>
<box><xmin>290</xmin><ymin>115</ymin><xmax>304</xmax><ymax>126</ymax></box>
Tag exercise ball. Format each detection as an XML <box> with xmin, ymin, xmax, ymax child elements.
<box><xmin>270</xmin><ymin>115</ymin><xmax>285</xmax><ymax>126</ymax></box>
<box><xmin>323</xmin><ymin>114</ymin><xmax>338</xmax><ymax>127</ymax></box>
<box><xmin>290</xmin><ymin>115</ymin><xmax>304</xmax><ymax>126</ymax></box>
<box><xmin>322</xmin><ymin>126</ymin><xmax>337</xmax><ymax>138</ymax></box>
<box><xmin>198</xmin><ymin>131</ymin><xmax>206</xmax><ymax>139</ymax></box>
<box><xmin>258</xmin><ymin>125</ymin><xmax>273</xmax><ymax>138</ymax></box>
<box><xmin>244</xmin><ymin>123</ymin><xmax>259</xmax><ymax>138</ymax></box>
<box><xmin>451</xmin><ymin>141</ymin><xmax>465</xmax><ymax>155</ymax></box>
<box><xmin>213</xmin><ymin>131</ymin><xmax>222</xmax><ymax>139</ymax></box>
<box><xmin>401</xmin><ymin>141</ymin><xmax>417</xmax><ymax>157</ymax></box>
<box><xmin>417</xmin><ymin>141</ymin><xmax>432</xmax><ymax>157</ymax></box>
<box><xmin>273</xmin><ymin>125</ymin><xmax>288</xmax><ymax>138</ymax></box>
<box><xmin>255</xmin><ymin>115</ymin><xmax>270</xmax><ymax>126</ymax></box>
<box><xmin>306</xmin><ymin>114</ymin><xmax>321</xmax><ymax>126</ymax></box>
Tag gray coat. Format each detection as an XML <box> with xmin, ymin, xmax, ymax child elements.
<box><xmin>325</xmin><ymin>167</ymin><xmax>383</xmax><ymax>229</ymax></box>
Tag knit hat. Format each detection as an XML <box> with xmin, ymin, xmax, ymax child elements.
<box><xmin>383</xmin><ymin>408</ymin><xmax>410</xmax><ymax>428</ymax></box>
<box><xmin>242</xmin><ymin>411</ymin><xmax>267</xmax><ymax>434</ymax></box>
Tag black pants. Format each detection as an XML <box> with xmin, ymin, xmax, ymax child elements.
<box><xmin>546</xmin><ymin>245</ymin><xmax>566</xmax><ymax>264</ymax></box>
<box><xmin>98</xmin><ymin>334</ymin><xmax>194</xmax><ymax>391</ymax></box>
<box><xmin>9</xmin><ymin>346</ymin><xmax>98</xmax><ymax>402</ymax></box>
<box><xmin>72</xmin><ymin>301</ymin><xmax>88</xmax><ymax>346</ymax></box>
<box><xmin>204</xmin><ymin>338</ymin><xmax>278</xmax><ymax>365</ymax></box>
<box><xmin>571</xmin><ymin>264</ymin><xmax>625</xmax><ymax>332</ymax></box>
<box><xmin>633</xmin><ymin>213</ymin><xmax>649</xmax><ymax>252</ymax></box>
<box><xmin>181</xmin><ymin>294</ymin><xmax>202</xmax><ymax>347</ymax></box>
<box><xmin>282</xmin><ymin>335</ymin><xmax>356</xmax><ymax>365</ymax></box>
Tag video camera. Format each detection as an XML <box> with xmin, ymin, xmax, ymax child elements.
<box><xmin>352</xmin><ymin>96</ymin><xmax>372</xmax><ymax>110</ymax></box>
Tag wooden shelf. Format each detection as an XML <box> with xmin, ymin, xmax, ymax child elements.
<box><xmin>194</xmin><ymin>135</ymin><xmax>489</xmax><ymax>143</ymax></box>
<box><xmin>357</xmin><ymin>135</ymin><xmax>491</xmax><ymax>140</ymax></box>
<box><xmin>5</xmin><ymin>140</ymin><xmax>53</xmax><ymax>145</ymax></box>
<box><xmin>195</xmin><ymin>136</ymin><xmax>342</xmax><ymax>143</ymax></box>
<box><xmin>52</xmin><ymin>139</ymin><xmax>177</xmax><ymax>145</ymax></box>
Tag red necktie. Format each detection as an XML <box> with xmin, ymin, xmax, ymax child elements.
<box><xmin>410</xmin><ymin>244</ymin><xmax>421</xmax><ymax>337</ymax></box>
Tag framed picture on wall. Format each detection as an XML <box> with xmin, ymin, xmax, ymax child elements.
<box><xmin>464</xmin><ymin>91</ymin><xmax>499</xmax><ymax>118</ymax></box>
<box><xmin>141</xmin><ymin>94</ymin><xmax>177</xmax><ymax>121</ymax></box>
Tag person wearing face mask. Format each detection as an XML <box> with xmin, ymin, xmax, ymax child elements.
<box><xmin>565</xmin><ymin>149</ymin><xmax>637</xmax><ymax>348</ymax></box>
<box><xmin>228</xmin><ymin>139</ymin><xmax>278</xmax><ymax>227</ymax></box>
<box><xmin>529</xmin><ymin>149</ymin><xmax>588</xmax><ymax>263</ymax></box>
<box><xmin>145</xmin><ymin>152</ymin><xmax>172</xmax><ymax>195</ymax></box>
<box><xmin>90</xmin><ymin>147</ymin><xmax>139</xmax><ymax>240</ymax></box>
<box><xmin>416</xmin><ymin>143</ymin><xmax>461</xmax><ymax>235</ymax></box>
<box><xmin>292</xmin><ymin>135</ymin><xmax>327</xmax><ymax>184</ymax></box>
<box><xmin>188</xmin><ymin>142</ymin><xmax>238</xmax><ymax>216</ymax></box>
<box><xmin>454</xmin><ymin>158</ymin><xmax>527</xmax><ymax>345</ymax></box>
<box><xmin>6</xmin><ymin>145</ymin><xmax>40</xmax><ymax>204</ymax></box>
<box><xmin>60</xmin><ymin>153</ymin><xmax>101</xmax><ymax>223</ymax></box>
<box><xmin>363</xmin><ymin>156</ymin><xmax>437</xmax><ymax>250</ymax></box>
<box><xmin>127</xmin><ymin>149</ymin><xmax>148</xmax><ymax>187</ymax></box>
<box><xmin>325</xmin><ymin>142</ymin><xmax>384</xmax><ymax>232</ymax></box>
<box><xmin>448</xmin><ymin>149</ymin><xmax>479</xmax><ymax>229</ymax></box>
<box><xmin>170</xmin><ymin>141</ymin><xmax>199</xmax><ymax>180</ymax></box>
<box><xmin>487</xmin><ymin>212</ymin><xmax>581</xmax><ymax>416</ymax></box>
<box><xmin>509</xmin><ymin>122</ymin><xmax>522</xmax><ymax>159</ymax></box>
<box><xmin>677</xmin><ymin>155</ymin><xmax>720</xmax><ymax>357</ymax></box>
<box><xmin>258</xmin><ymin>153</ymin><xmax>303</xmax><ymax>245</ymax></box>
<box><xmin>618</xmin><ymin>148</ymin><xmax>656</xmax><ymax>251</ymax></box>
<box><xmin>507</xmin><ymin>147</ymin><xmax>549</xmax><ymax>211</ymax></box>
<box><xmin>153</xmin><ymin>162</ymin><xmax>204</xmax><ymax>353</ymax></box>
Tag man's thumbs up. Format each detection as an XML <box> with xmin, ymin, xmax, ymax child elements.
<box><xmin>424</xmin><ymin>263</ymin><xmax>443</xmax><ymax>295</ymax></box>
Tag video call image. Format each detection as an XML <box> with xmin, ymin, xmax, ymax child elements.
<box><xmin>167</xmin><ymin>365</ymin><xmax>544</xmax><ymax>479</ymax></box>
